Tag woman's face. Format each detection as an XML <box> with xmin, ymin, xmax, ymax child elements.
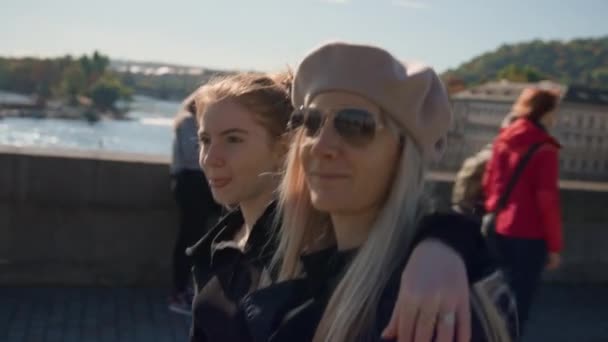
<box><xmin>298</xmin><ymin>91</ymin><xmax>402</xmax><ymax>215</ymax></box>
<box><xmin>540</xmin><ymin>110</ymin><xmax>557</xmax><ymax>129</ymax></box>
<box><xmin>198</xmin><ymin>99</ymin><xmax>282</xmax><ymax>206</ymax></box>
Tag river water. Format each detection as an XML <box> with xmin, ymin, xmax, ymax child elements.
<box><xmin>0</xmin><ymin>94</ymin><xmax>181</xmax><ymax>156</ymax></box>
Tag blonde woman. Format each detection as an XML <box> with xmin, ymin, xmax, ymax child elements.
<box><xmin>236</xmin><ymin>42</ymin><xmax>518</xmax><ymax>342</ymax></box>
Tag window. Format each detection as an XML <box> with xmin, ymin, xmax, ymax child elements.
<box><xmin>581</xmin><ymin>160</ymin><xmax>588</xmax><ymax>170</ymax></box>
<box><xmin>593</xmin><ymin>160</ymin><xmax>600</xmax><ymax>171</ymax></box>
<box><xmin>578</xmin><ymin>117</ymin><xmax>584</xmax><ymax>128</ymax></box>
<box><xmin>570</xmin><ymin>159</ymin><xmax>577</xmax><ymax>169</ymax></box>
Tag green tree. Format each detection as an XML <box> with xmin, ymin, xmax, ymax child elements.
<box><xmin>592</xmin><ymin>68</ymin><xmax>608</xmax><ymax>85</ymax></box>
<box><xmin>8</xmin><ymin>58</ymin><xmax>38</xmax><ymax>94</ymax></box>
<box><xmin>0</xmin><ymin>58</ymin><xmax>9</xmax><ymax>89</ymax></box>
<box><xmin>444</xmin><ymin>36</ymin><xmax>608</xmax><ymax>89</ymax></box>
<box><xmin>59</xmin><ymin>64</ymin><xmax>87</xmax><ymax>105</ymax></box>
<box><xmin>89</xmin><ymin>75</ymin><xmax>131</xmax><ymax>111</ymax></box>
<box><xmin>496</xmin><ymin>64</ymin><xmax>545</xmax><ymax>82</ymax></box>
<box><xmin>91</xmin><ymin>51</ymin><xmax>109</xmax><ymax>75</ymax></box>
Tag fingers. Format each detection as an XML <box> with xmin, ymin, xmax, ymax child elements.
<box><xmin>414</xmin><ymin>296</ymin><xmax>440</xmax><ymax>342</ymax></box>
<box><xmin>434</xmin><ymin>311</ymin><xmax>456</xmax><ymax>342</ymax></box>
<box><xmin>434</xmin><ymin>292</ymin><xmax>471</xmax><ymax>342</ymax></box>
<box><xmin>382</xmin><ymin>299</ymin><xmax>400</xmax><ymax>339</ymax></box>
<box><xmin>383</xmin><ymin>295</ymin><xmax>471</xmax><ymax>342</ymax></box>
<box><xmin>397</xmin><ymin>295</ymin><xmax>419</xmax><ymax>342</ymax></box>
<box><xmin>387</xmin><ymin>239</ymin><xmax>472</xmax><ymax>342</ymax></box>
<box><xmin>546</xmin><ymin>254</ymin><xmax>561</xmax><ymax>270</ymax></box>
<box><xmin>456</xmin><ymin>296</ymin><xmax>472</xmax><ymax>342</ymax></box>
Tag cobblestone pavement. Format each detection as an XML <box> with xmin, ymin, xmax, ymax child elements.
<box><xmin>0</xmin><ymin>287</ymin><xmax>190</xmax><ymax>342</ymax></box>
<box><xmin>0</xmin><ymin>284</ymin><xmax>606</xmax><ymax>342</ymax></box>
<box><xmin>523</xmin><ymin>284</ymin><xmax>608</xmax><ymax>342</ymax></box>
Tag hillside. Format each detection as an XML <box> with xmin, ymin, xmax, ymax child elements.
<box><xmin>444</xmin><ymin>36</ymin><xmax>608</xmax><ymax>88</ymax></box>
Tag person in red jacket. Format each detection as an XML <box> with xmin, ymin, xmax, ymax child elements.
<box><xmin>483</xmin><ymin>87</ymin><xmax>563</xmax><ymax>332</ymax></box>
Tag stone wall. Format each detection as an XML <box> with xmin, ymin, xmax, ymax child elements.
<box><xmin>1</xmin><ymin>147</ymin><xmax>607</xmax><ymax>286</ymax></box>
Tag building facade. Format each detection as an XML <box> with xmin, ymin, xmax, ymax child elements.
<box><xmin>437</xmin><ymin>80</ymin><xmax>608</xmax><ymax>181</ymax></box>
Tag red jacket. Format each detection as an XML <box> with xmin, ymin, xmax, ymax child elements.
<box><xmin>483</xmin><ymin>118</ymin><xmax>563</xmax><ymax>252</ymax></box>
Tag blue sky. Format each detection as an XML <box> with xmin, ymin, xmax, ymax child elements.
<box><xmin>3</xmin><ymin>0</ymin><xmax>607</xmax><ymax>72</ymax></box>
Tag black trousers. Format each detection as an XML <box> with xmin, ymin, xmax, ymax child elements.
<box><xmin>172</xmin><ymin>170</ymin><xmax>221</xmax><ymax>294</ymax></box>
<box><xmin>494</xmin><ymin>234</ymin><xmax>547</xmax><ymax>333</ymax></box>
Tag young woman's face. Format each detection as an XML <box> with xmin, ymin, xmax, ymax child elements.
<box><xmin>540</xmin><ymin>110</ymin><xmax>557</xmax><ymax>129</ymax></box>
<box><xmin>198</xmin><ymin>99</ymin><xmax>282</xmax><ymax>206</ymax></box>
<box><xmin>297</xmin><ymin>91</ymin><xmax>402</xmax><ymax>215</ymax></box>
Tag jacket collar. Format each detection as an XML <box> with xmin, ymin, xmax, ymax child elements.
<box><xmin>499</xmin><ymin>118</ymin><xmax>561</xmax><ymax>149</ymax></box>
<box><xmin>187</xmin><ymin>200</ymin><xmax>278</xmax><ymax>265</ymax></box>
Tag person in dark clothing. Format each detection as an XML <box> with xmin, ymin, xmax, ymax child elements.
<box><xmin>169</xmin><ymin>92</ymin><xmax>221</xmax><ymax>315</ymax></box>
<box><xmin>483</xmin><ymin>87</ymin><xmax>563</xmax><ymax>332</ymax></box>
<box><xmin>187</xmin><ymin>69</ymin><xmax>508</xmax><ymax>342</ymax></box>
<box><xmin>187</xmin><ymin>72</ymin><xmax>294</xmax><ymax>341</ymax></box>
<box><xmin>229</xmin><ymin>42</ymin><xmax>517</xmax><ymax>342</ymax></box>
<box><xmin>188</xmin><ymin>201</ymin><xmax>279</xmax><ymax>341</ymax></box>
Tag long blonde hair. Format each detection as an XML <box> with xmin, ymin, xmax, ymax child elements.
<box><xmin>273</xmin><ymin>128</ymin><xmax>428</xmax><ymax>341</ymax></box>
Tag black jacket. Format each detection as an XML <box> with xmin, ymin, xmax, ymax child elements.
<box><xmin>189</xmin><ymin>208</ymin><xmax>518</xmax><ymax>342</ymax></box>
<box><xmin>237</xmin><ymin>212</ymin><xmax>519</xmax><ymax>342</ymax></box>
<box><xmin>188</xmin><ymin>201</ymin><xmax>278</xmax><ymax>342</ymax></box>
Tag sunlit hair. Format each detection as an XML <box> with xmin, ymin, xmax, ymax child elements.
<box><xmin>194</xmin><ymin>71</ymin><xmax>293</xmax><ymax>143</ymax></box>
<box><xmin>272</xmin><ymin>121</ymin><xmax>429</xmax><ymax>340</ymax></box>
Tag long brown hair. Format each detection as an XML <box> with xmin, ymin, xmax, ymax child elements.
<box><xmin>512</xmin><ymin>88</ymin><xmax>560</xmax><ymax>122</ymax></box>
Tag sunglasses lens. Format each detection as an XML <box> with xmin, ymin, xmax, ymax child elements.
<box><xmin>334</xmin><ymin>109</ymin><xmax>376</xmax><ymax>146</ymax></box>
<box><xmin>303</xmin><ymin>109</ymin><xmax>323</xmax><ymax>137</ymax></box>
<box><xmin>288</xmin><ymin>110</ymin><xmax>305</xmax><ymax>130</ymax></box>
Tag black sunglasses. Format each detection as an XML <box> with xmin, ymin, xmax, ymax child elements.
<box><xmin>288</xmin><ymin>106</ymin><xmax>389</xmax><ymax>147</ymax></box>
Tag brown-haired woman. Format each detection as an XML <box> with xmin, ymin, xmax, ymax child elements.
<box><xmin>169</xmin><ymin>92</ymin><xmax>221</xmax><ymax>315</ymax></box>
<box><xmin>483</xmin><ymin>87</ymin><xmax>563</xmax><ymax>332</ymax></box>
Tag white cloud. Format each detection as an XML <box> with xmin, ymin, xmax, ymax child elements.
<box><xmin>391</xmin><ymin>0</ymin><xmax>430</xmax><ymax>9</ymax></box>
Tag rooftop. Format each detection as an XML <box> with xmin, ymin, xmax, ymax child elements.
<box><xmin>562</xmin><ymin>85</ymin><xmax>608</xmax><ymax>106</ymax></box>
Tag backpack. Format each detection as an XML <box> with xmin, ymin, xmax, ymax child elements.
<box><xmin>451</xmin><ymin>144</ymin><xmax>493</xmax><ymax>217</ymax></box>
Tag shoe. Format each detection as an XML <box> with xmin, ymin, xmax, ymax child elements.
<box><xmin>168</xmin><ymin>293</ymin><xmax>192</xmax><ymax>316</ymax></box>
